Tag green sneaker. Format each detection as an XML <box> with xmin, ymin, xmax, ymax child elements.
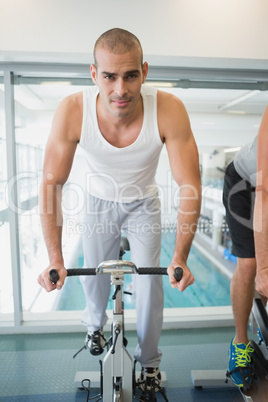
<box><xmin>227</xmin><ymin>337</ymin><xmax>254</xmax><ymax>388</ymax></box>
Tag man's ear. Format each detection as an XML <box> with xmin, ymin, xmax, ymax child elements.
<box><xmin>142</xmin><ymin>61</ymin><xmax>149</xmax><ymax>84</ymax></box>
<box><xmin>90</xmin><ymin>64</ymin><xmax>97</xmax><ymax>84</ymax></box>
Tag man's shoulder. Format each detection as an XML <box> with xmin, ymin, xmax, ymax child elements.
<box><xmin>53</xmin><ymin>91</ymin><xmax>83</xmax><ymax>142</ymax></box>
<box><xmin>65</xmin><ymin>90</ymin><xmax>83</xmax><ymax>102</ymax></box>
<box><xmin>61</xmin><ymin>85</ymin><xmax>97</xmax><ymax>108</ymax></box>
<box><xmin>157</xmin><ymin>89</ymin><xmax>185</xmax><ymax>114</ymax></box>
<box><xmin>142</xmin><ymin>85</ymin><xmax>183</xmax><ymax>109</ymax></box>
<box><xmin>141</xmin><ymin>84</ymin><xmax>157</xmax><ymax>96</ymax></box>
<box><xmin>59</xmin><ymin>91</ymin><xmax>83</xmax><ymax>114</ymax></box>
<box><xmin>157</xmin><ymin>90</ymin><xmax>190</xmax><ymax>139</ymax></box>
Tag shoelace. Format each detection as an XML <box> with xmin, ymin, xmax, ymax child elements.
<box><xmin>234</xmin><ymin>343</ymin><xmax>254</xmax><ymax>367</ymax></box>
<box><xmin>92</xmin><ymin>333</ymin><xmax>99</xmax><ymax>344</ymax></box>
<box><xmin>140</xmin><ymin>369</ymin><xmax>161</xmax><ymax>389</ymax></box>
<box><xmin>91</xmin><ymin>332</ymin><xmax>105</xmax><ymax>345</ymax></box>
<box><xmin>143</xmin><ymin>369</ymin><xmax>159</xmax><ymax>378</ymax></box>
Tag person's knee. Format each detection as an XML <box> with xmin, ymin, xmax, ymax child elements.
<box><xmin>236</xmin><ymin>258</ymin><xmax>256</xmax><ymax>283</ymax></box>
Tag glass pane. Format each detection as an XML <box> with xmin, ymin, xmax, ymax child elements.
<box><xmin>0</xmin><ymin>75</ymin><xmax>14</xmax><ymax>321</ymax></box>
<box><xmin>14</xmin><ymin>79</ymin><xmax>86</xmax><ymax>314</ymax></box>
<box><xmin>13</xmin><ymin>80</ymin><xmax>233</xmax><ymax>317</ymax></box>
<box><xmin>14</xmin><ymin>79</ymin><xmax>268</xmax><ymax>317</ymax></box>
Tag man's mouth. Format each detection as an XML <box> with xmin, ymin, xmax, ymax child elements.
<box><xmin>112</xmin><ymin>99</ymin><xmax>131</xmax><ymax>107</ymax></box>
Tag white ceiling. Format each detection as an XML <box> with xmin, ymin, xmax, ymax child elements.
<box><xmin>164</xmin><ymin>87</ymin><xmax>268</xmax><ymax>152</ymax></box>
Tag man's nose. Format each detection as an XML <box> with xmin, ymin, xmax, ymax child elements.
<box><xmin>114</xmin><ymin>78</ymin><xmax>127</xmax><ymax>97</ymax></box>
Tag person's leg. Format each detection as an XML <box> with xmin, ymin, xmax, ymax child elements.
<box><xmin>228</xmin><ymin>261</ymin><xmax>256</xmax><ymax>388</ymax></box>
<box><xmin>231</xmin><ymin>257</ymin><xmax>256</xmax><ymax>345</ymax></box>
<box><xmin>223</xmin><ymin>162</ymin><xmax>256</xmax><ymax>386</ymax></box>
<box><xmin>123</xmin><ymin>196</ymin><xmax>163</xmax><ymax>368</ymax></box>
<box><xmin>80</xmin><ymin>195</ymin><xmax>121</xmax><ymax>332</ymax></box>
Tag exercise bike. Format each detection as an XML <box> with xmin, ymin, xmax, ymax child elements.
<box><xmin>49</xmin><ymin>255</ymin><xmax>183</xmax><ymax>401</ymax></box>
<box><xmin>239</xmin><ymin>297</ymin><xmax>268</xmax><ymax>401</ymax></box>
<box><xmin>191</xmin><ymin>296</ymin><xmax>268</xmax><ymax>402</ymax></box>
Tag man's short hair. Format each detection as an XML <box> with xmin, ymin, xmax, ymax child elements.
<box><xmin>94</xmin><ymin>28</ymin><xmax>143</xmax><ymax>67</ymax></box>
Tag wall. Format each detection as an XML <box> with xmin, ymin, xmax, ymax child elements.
<box><xmin>1</xmin><ymin>0</ymin><xmax>267</xmax><ymax>156</ymax></box>
<box><xmin>1</xmin><ymin>0</ymin><xmax>268</xmax><ymax>67</ymax></box>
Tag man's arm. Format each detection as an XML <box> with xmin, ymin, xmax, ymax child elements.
<box><xmin>254</xmin><ymin>106</ymin><xmax>268</xmax><ymax>297</ymax></box>
<box><xmin>158</xmin><ymin>91</ymin><xmax>202</xmax><ymax>292</ymax></box>
<box><xmin>38</xmin><ymin>93</ymin><xmax>82</xmax><ymax>292</ymax></box>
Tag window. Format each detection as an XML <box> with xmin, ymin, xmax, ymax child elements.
<box><xmin>13</xmin><ymin>77</ymin><xmax>87</xmax><ymax>316</ymax></box>
<box><xmin>0</xmin><ymin>74</ymin><xmax>14</xmax><ymax>322</ymax></box>
<box><xmin>1</xmin><ymin>63</ymin><xmax>267</xmax><ymax>333</ymax></box>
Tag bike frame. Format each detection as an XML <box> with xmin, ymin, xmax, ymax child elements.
<box><xmin>98</xmin><ymin>260</ymin><xmax>136</xmax><ymax>402</ymax></box>
<box><xmin>50</xmin><ymin>261</ymin><xmax>182</xmax><ymax>402</ymax></box>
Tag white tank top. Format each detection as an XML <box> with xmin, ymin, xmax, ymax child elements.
<box><xmin>79</xmin><ymin>85</ymin><xmax>163</xmax><ymax>203</ymax></box>
<box><xmin>234</xmin><ymin>135</ymin><xmax>257</xmax><ymax>187</ymax></box>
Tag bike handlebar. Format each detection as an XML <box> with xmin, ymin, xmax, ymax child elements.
<box><xmin>49</xmin><ymin>266</ymin><xmax>183</xmax><ymax>284</ymax></box>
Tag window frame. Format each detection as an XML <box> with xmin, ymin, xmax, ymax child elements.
<box><xmin>1</xmin><ymin>61</ymin><xmax>268</xmax><ymax>334</ymax></box>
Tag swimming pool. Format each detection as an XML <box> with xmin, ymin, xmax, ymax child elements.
<box><xmin>55</xmin><ymin>231</ymin><xmax>231</xmax><ymax>311</ymax></box>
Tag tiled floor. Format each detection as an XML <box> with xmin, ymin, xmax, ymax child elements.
<box><xmin>0</xmin><ymin>327</ymin><xmax>248</xmax><ymax>401</ymax></box>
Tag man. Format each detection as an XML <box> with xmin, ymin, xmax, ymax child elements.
<box><xmin>223</xmin><ymin>106</ymin><xmax>268</xmax><ymax>388</ymax></box>
<box><xmin>38</xmin><ymin>28</ymin><xmax>201</xmax><ymax>394</ymax></box>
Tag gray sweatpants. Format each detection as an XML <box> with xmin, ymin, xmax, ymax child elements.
<box><xmin>80</xmin><ymin>194</ymin><xmax>163</xmax><ymax>367</ymax></box>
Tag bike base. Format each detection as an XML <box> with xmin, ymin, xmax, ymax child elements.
<box><xmin>191</xmin><ymin>369</ymin><xmax>236</xmax><ymax>388</ymax></box>
<box><xmin>74</xmin><ymin>370</ymin><xmax>168</xmax><ymax>389</ymax></box>
<box><xmin>191</xmin><ymin>370</ymin><xmax>255</xmax><ymax>401</ymax></box>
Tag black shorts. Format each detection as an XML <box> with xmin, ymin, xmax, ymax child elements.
<box><xmin>222</xmin><ymin>162</ymin><xmax>256</xmax><ymax>258</ymax></box>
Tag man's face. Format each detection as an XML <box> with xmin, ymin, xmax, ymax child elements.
<box><xmin>91</xmin><ymin>46</ymin><xmax>148</xmax><ymax>119</ymax></box>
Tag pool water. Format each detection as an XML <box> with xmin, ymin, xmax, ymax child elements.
<box><xmin>161</xmin><ymin>231</ymin><xmax>231</xmax><ymax>308</ymax></box>
<box><xmin>56</xmin><ymin>232</ymin><xmax>231</xmax><ymax>311</ymax></box>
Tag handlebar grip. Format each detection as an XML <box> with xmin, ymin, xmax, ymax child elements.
<box><xmin>49</xmin><ymin>268</ymin><xmax>96</xmax><ymax>284</ymax></box>
<box><xmin>137</xmin><ymin>267</ymin><xmax>183</xmax><ymax>282</ymax></box>
<box><xmin>174</xmin><ymin>267</ymin><xmax>183</xmax><ymax>282</ymax></box>
<box><xmin>49</xmin><ymin>269</ymin><xmax>60</xmax><ymax>284</ymax></box>
<box><xmin>67</xmin><ymin>268</ymin><xmax>96</xmax><ymax>276</ymax></box>
<box><xmin>138</xmin><ymin>267</ymin><xmax>167</xmax><ymax>275</ymax></box>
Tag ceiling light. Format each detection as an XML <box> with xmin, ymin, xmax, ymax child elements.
<box><xmin>226</xmin><ymin>110</ymin><xmax>246</xmax><ymax>115</ymax></box>
<box><xmin>40</xmin><ymin>81</ymin><xmax>72</xmax><ymax>86</ymax></box>
<box><xmin>218</xmin><ymin>90</ymin><xmax>260</xmax><ymax>111</ymax></box>
<box><xmin>224</xmin><ymin>147</ymin><xmax>241</xmax><ymax>153</ymax></box>
<box><xmin>146</xmin><ymin>81</ymin><xmax>176</xmax><ymax>88</ymax></box>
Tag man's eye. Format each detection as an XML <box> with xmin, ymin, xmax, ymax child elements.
<box><xmin>128</xmin><ymin>75</ymin><xmax>137</xmax><ymax>79</ymax></box>
<box><xmin>105</xmin><ymin>75</ymin><xmax>114</xmax><ymax>80</ymax></box>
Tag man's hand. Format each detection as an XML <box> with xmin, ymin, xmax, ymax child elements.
<box><xmin>255</xmin><ymin>266</ymin><xmax>268</xmax><ymax>298</ymax></box>
<box><xmin>37</xmin><ymin>263</ymin><xmax>67</xmax><ymax>292</ymax></box>
<box><xmin>167</xmin><ymin>263</ymin><xmax>194</xmax><ymax>292</ymax></box>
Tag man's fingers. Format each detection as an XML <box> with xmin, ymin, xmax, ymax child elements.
<box><xmin>55</xmin><ymin>280</ymin><xmax>64</xmax><ymax>290</ymax></box>
<box><xmin>37</xmin><ymin>273</ymin><xmax>57</xmax><ymax>292</ymax></box>
<box><xmin>167</xmin><ymin>267</ymin><xmax>178</xmax><ymax>288</ymax></box>
<box><xmin>177</xmin><ymin>275</ymin><xmax>194</xmax><ymax>292</ymax></box>
<box><xmin>167</xmin><ymin>265</ymin><xmax>194</xmax><ymax>291</ymax></box>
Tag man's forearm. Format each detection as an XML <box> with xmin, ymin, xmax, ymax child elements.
<box><xmin>172</xmin><ymin>187</ymin><xmax>201</xmax><ymax>264</ymax></box>
<box><xmin>40</xmin><ymin>180</ymin><xmax>64</xmax><ymax>265</ymax></box>
<box><xmin>254</xmin><ymin>189</ymin><xmax>268</xmax><ymax>271</ymax></box>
